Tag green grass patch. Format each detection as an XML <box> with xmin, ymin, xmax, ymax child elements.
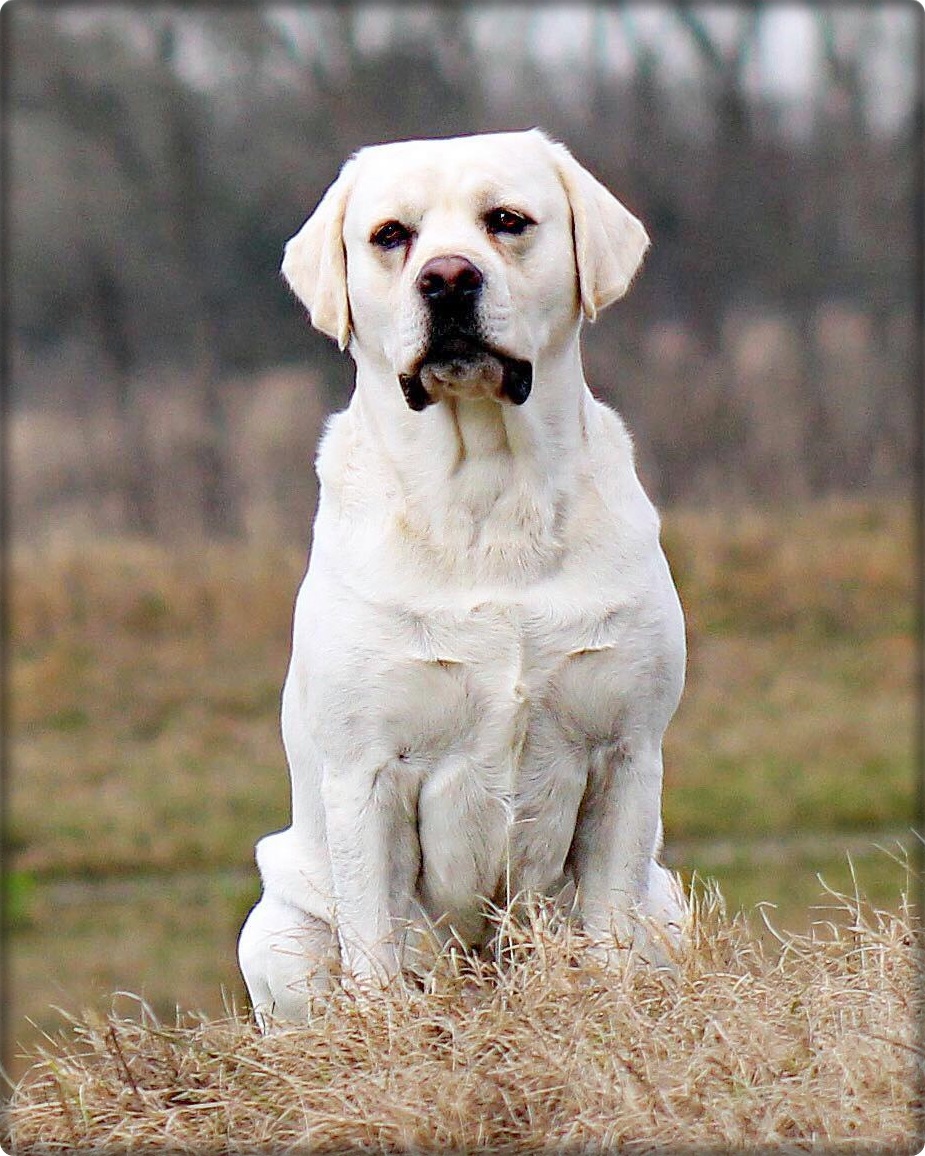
<box><xmin>4</xmin><ymin>871</ymin><xmax>37</xmax><ymax>932</ymax></box>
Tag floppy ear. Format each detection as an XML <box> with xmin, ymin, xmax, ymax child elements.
<box><xmin>281</xmin><ymin>158</ymin><xmax>357</xmax><ymax>350</ymax></box>
<box><xmin>542</xmin><ymin>134</ymin><xmax>650</xmax><ymax>321</ymax></box>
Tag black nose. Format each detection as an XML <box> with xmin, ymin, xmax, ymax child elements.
<box><xmin>416</xmin><ymin>255</ymin><xmax>483</xmax><ymax>303</ymax></box>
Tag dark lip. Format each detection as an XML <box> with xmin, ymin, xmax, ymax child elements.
<box><xmin>398</xmin><ymin>335</ymin><xmax>533</xmax><ymax>412</ymax></box>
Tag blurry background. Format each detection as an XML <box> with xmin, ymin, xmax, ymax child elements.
<box><xmin>8</xmin><ymin>2</ymin><xmax>922</xmax><ymax>532</ymax></box>
<box><xmin>4</xmin><ymin>2</ymin><xmax>920</xmax><ymax>1080</ymax></box>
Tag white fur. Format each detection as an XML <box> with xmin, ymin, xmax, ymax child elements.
<box><xmin>239</xmin><ymin>130</ymin><xmax>686</xmax><ymax>1028</ymax></box>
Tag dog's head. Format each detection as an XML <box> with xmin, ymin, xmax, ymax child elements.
<box><xmin>282</xmin><ymin>129</ymin><xmax>649</xmax><ymax>411</ymax></box>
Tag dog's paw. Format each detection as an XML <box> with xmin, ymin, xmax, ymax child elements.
<box><xmin>585</xmin><ymin>919</ymin><xmax>682</xmax><ymax>980</ymax></box>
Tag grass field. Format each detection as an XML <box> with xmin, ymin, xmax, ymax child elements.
<box><xmin>7</xmin><ymin>889</ymin><xmax>922</xmax><ymax>1152</ymax></box>
<box><xmin>5</xmin><ymin>496</ymin><xmax>920</xmax><ymax>1106</ymax></box>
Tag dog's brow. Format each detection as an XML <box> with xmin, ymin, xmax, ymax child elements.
<box><xmin>366</xmin><ymin>200</ymin><xmax>418</xmax><ymax>228</ymax></box>
<box><xmin>473</xmin><ymin>183</ymin><xmax>539</xmax><ymax>218</ymax></box>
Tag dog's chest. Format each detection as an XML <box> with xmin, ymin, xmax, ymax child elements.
<box><xmin>363</xmin><ymin>591</ymin><xmax>676</xmax><ymax>896</ymax></box>
<box><xmin>384</xmin><ymin>592</ymin><xmax>663</xmax><ymax>778</ymax></box>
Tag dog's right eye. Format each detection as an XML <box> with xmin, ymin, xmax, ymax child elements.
<box><xmin>371</xmin><ymin>221</ymin><xmax>412</xmax><ymax>250</ymax></box>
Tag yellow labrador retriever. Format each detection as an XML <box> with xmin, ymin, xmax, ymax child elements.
<box><xmin>238</xmin><ymin>129</ymin><xmax>686</xmax><ymax>1026</ymax></box>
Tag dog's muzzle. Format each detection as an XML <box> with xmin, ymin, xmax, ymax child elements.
<box><xmin>399</xmin><ymin>342</ymin><xmax>533</xmax><ymax>412</ymax></box>
<box><xmin>398</xmin><ymin>255</ymin><xmax>533</xmax><ymax>412</ymax></box>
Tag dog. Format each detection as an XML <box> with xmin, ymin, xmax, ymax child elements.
<box><xmin>238</xmin><ymin>129</ymin><xmax>687</xmax><ymax>1027</ymax></box>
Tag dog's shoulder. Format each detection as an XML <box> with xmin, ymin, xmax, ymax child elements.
<box><xmin>314</xmin><ymin>404</ymin><xmax>393</xmax><ymax>516</ymax></box>
<box><xmin>582</xmin><ymin>392</ymin><xmax>636</xmax><ymax>470</ymax></box>
<box><xmin>581</xmin><ymin>393</ymin><xmax>660</xmax><ymax>536</ymax></box>
<box><xmin>314</xmin><ymin>408</ymin><xmax>351</xmax><ymax>490</ymax></box>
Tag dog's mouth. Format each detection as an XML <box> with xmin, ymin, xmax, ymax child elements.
<box><xmin>398</xmin><ymin>333</ymin><xmax>532</xmax><ymax>413</ymax></box>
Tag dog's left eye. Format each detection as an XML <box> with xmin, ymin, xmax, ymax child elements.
<box><xmin>485</xmin><ymin>208</ymin><xmax>535</xmax><ymax>236</ymax></box>
<box><xmin>371</xmin><ymin>221</ymin><xmax>412</xmax><ymax>250</ymax></box>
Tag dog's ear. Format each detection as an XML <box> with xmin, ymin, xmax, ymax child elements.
<box><xmin>281</xmin><ymin>159</ymin><xmax>357</xmax><ymax>350</ymax></box>
<box><xmin>541</xmin><ymin>133</ymin><xmax>650</xmax><ymax>321</ymax></box>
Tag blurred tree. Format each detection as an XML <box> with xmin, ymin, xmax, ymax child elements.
<box><xmin>5</xmin><ymin>2</ymin><xmax>919</xmax><ymax>534</ymax></box>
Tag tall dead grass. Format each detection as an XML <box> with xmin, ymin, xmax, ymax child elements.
<box><xmin>7</xmin><ymin>882</ymin><xmax>922</xmax><ymax>1154</ymax></box>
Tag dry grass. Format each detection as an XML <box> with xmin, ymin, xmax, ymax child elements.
<box><xmin>7</xmin><ymin>496</ymin><xmax>918</xmax><ymax>1146</ymax></box>
<box><xmin>7</xmin><ymin>882</ymin><xmax>923</xmax><ymax>1154</ymax></box>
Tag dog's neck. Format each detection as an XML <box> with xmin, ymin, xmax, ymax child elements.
<box><xmin>346</xmin><ymin>337</ymin><xmax>588</xmax><ymax>583</ymax></box>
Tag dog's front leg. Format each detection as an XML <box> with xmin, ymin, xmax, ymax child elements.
<box><xmin>569</xmin><ymin>738</ymin><xmax>668</xmax><ymax>965</ymax></box>
<box><xmin>321</xmin><ymin>762</ymin><xmax>420</xmax><ymax>988</ymax></box>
